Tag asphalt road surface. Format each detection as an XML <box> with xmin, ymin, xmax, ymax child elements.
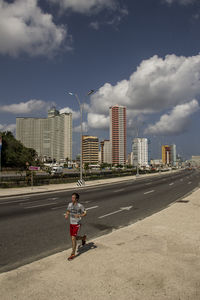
<box><xmin>0</xmin><ymin>169</ymin><xmax>199</xmax><ymax>273</ymax></box>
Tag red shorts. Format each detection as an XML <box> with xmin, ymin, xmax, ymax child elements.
<box><xmin>70</xmin><ymin>224</ymin><xmax>81</xmax><ymax>237</ymax></box>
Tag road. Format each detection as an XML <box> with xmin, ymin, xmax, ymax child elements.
<box><xmin>0</xmin><ymin>169</ymin><xmax>199</xmax><ymax>273</ymax></box>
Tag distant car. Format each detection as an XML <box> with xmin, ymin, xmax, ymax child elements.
<box><xmin>51</xmin><ymin>166</ymin><xmax>63</xmax><ymax>175</ymax></box>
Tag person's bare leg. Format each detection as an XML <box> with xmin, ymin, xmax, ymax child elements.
<box><xmin>71</xmin><ymin>236</ymin><xmax>77</xmax><ymax>255</ymax></box>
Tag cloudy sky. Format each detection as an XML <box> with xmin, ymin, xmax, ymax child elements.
<box><xmin>0</xmin><ymin>0</ymin><xmax>200</xmax><ymax>159</ymax></box>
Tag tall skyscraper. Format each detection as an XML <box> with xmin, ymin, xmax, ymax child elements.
<box><xmin>109</xmin><ymin>105</ymin><xmax>126</xmax><ymax>165</ymax></box>
<box><xmin>82</xmin><ymin>135</ymin><xmax>99</xmax><ymax>164</ymax></box>
<box><xmin>16</xmin><ymin>108</ymin><xmax>72</xmax><ymax>162</ymax></box>
<box><xmin>100</xmin><ymin>140</ymin><xmax>112</xmax><ymax>164</ymax></box>
<box><xmin>132</xmin><ymin>138</ymin><xmax>149</xmax><ymax>167</ymax></box>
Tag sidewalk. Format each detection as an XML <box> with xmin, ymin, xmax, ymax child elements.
<box><xmin>0</xmin><ymin>170</ymin><xmax>179</xmax><ymax>198</ymax></box>
<box><xmin>0</xmin><ymin>186</ymin><xmax>199</xmax><ymax>299</ymax></box>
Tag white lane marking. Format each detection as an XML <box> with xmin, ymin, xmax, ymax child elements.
<box><xmin>169</xmin><ymin>183</ymin><xmax>174</xmax><ymax>186</ymax></box>
<box><xmin>145</xmin><ymin>182</ymin><xmax>152</xmax><ymax>185</ymax></box>
<box><xmin>188</xmin><ymin>182</ymin><xmax>192</xmax><ymax>184</ymax></box>
<box><xmin>24</xmin><ymin>202</ymin><xmax>57</xmax><ymax>209</ymax></box>
<box><xmin>51</xmin><ymin>205</ymin><xmax>67</xmax><ymax>210</ymax></box>
<box><xmin>114</xmin><ymin>189</ymin><xmax>125</xmax><ymax>193</ymax></box>
<box><xmin>98</xmin><ymin>206</ymin><xmax>132</xmax><ymax>219</ymax></box>
<box><xmin>86</xmin><ymin>206</ymin><xmax>99</xmax><ymax>210</ymax></box>
<box><xmin>0</xmin><ymin>198</ymin><xmax>31</xmax><ymax>205</ymax></box>
<box><xmin>50</xmin><ymin>197</ymin><xmax>59</xmax><ymax>200</ymax></box>
<box><xmin>144</xmin><ymin>190</ymin><xmax>155</xmax><ymax>195</ymax></box>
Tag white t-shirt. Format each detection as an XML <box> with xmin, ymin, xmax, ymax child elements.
<box><xmin>67</xmin><ymin>202</ymin><xmax>85</xmax><ymax>225</ymax></box>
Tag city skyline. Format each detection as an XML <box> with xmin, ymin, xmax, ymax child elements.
<box><xmin>0</xmin><ymin>0</ymin><xmax>200</xmax><ymax>159</ymax></box>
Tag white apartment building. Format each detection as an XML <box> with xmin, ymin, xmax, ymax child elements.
<box><xmin>16</xmin><ymin>108</ymin><xmax>72</xmax><ymax>162</ymax></box>
<box><xmin>100</xmin><ymin>140</ymin><xmax>112</xmax><ymax>164</ymax></box>
<box><xmin>132</xmin><ymin>138</ymin><xmax>148</xmax><ymax>167</ymax></box>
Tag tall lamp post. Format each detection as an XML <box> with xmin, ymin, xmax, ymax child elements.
<box><xmin>68</xmin><ymin>90</ymin><xmax>94</xmax><ymax>185</ymax></box>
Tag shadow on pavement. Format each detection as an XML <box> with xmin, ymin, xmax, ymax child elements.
<box><xmin>76</xmin><ymin>242</ymin><xmax>97</xmax><ymax>257</ymax></box>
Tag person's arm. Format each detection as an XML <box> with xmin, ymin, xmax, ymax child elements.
<box><xmin>75</xmin><ymin>209</ymin><xmax>87</xmax><ymax>218</ymax></box>
<box><xmin>64</xmin><ymin>210</ymin><xmax>70</xmax><ymax>219</ymax></box>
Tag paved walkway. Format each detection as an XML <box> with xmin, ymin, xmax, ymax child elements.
<box><xmin>0</xmin><ymin>185</ymin><xmax>199</xmax><ymax>299</ymax></box>
<box><xmin>0</xmin><ymin>170</ymin><xmax>178</xmax><ymax>198</ymax></box>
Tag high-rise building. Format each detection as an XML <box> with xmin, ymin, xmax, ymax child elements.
<box><xmin>170</xmin><ymin>144</ymin><xmax>176</xmax><ymax>167</ymax></box>
<box><xmin>162</xmin><ymin>145</ymin><xmax>171</xmax><ymax>165</ymax></box>
<box><xmin>132</xmin><ymin>138</ymin><xmax>149</xmax><ymax>167</ymax></box>
<box><xmin>82</xmin><ymin>135</ymin><xmax>99</xmax><ymax>164</ymax></box>
<box><xmin>109</xmin><ymin>105</ymin><xmax>126</xmax><ymax>165</ymax></box>
<box><xmin>162</xmin><ymin>144</ymin><xmax>176</xmax><ymax>166</ymax></box>
<box><xmin>16</xmin><ymin>108</ymin><xmax>72</xmax><ymax>162</ymax></box>
<box><xmin>100</xmin><ymin>140</ymin><xmax>112</xmax><ymax>164</ymax></box>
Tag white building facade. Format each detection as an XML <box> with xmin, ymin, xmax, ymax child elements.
<box><xmin>100</xmin><ymin>140</ymin><xmax>112</xmax><ymax>164</ymax></box>
<box><xmin>132</xmin><ymin>138</ymin><xmax>148</xmax><ymax>167</ymax></box>
<box><xmin>16</xmin><ymin>108</ymin><xmax>72</xmax><ymax>162</ymax></box>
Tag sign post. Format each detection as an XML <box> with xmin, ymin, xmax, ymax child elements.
<box><xmin>29</xmin><ymin>166</ymin><xmax>40</xmax><ymax>189</ymax></box>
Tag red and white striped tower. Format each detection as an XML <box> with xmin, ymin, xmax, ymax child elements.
<box><xmin>109</xmin><ymin>105</ymin><xmax>126</xmax><ymax>165</ymax></box>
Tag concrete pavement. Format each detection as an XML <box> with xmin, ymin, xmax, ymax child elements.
<box><xmin>0</xmin><ymin>170</ymin><xmax>181</xmax><ymax>198</ymax></box>
<box><xmin>0</xmin><ymin>185</ymin><xmax>199</xmax><ymax>299</ymax></box>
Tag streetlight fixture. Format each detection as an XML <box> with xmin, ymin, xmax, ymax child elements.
<box><xmin>68</xmin><ymin>90</ymin><xmax>94</xmax><ymax>186</ymax></box>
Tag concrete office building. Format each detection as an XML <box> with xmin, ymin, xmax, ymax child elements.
<box><xmin>109</xmin><ymin>105</ymin><xmax>126</xmax><ymax>165</ymax></box>
<box><xmin>16</xmin><ymin>107</ymin><xmax>72</xmax><ymax>162</ymax></box>
<box><xmin>82</xmin><ymin>135</ymin><xmax>99</xmax><ymax>164</ymax></box>
<box><xmin>100</xmin><ymin>140</ymin><xmax>112</xmax><ymax>164</ymax></box>
<box><xmin>132</xmin><ymin>138</ymin><xmax>149</xmax><ymax>167</ymax></box>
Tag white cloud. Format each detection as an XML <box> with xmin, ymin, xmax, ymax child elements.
<box><xmin>0</xmin><ymin>99</ymin><xmax>52</xmax><ymax>114</ymax></box>
<box><xmin>73</xmin><ymin>122</ymin><xmax>88</xmax><ymax>133</ymax></box>
<box><xmin>0</xmin><ymin>0</ymin><xmax>68</xmax><ymax>57</ymax></box>
<box><xmin>89</xmin><ymin>6</ymin><xmax>128</xmax><ymax>30</ymax></box>
<box><xmin>86</xmin><ymin>54</ymin><xmax>200</xmax><ymax>133</ymax></box>
<box><xmin>90</xmin><ymin>53</ymin><xmax>200</xmax><ymax>112</ymax></box>
<box><xmin>145</xmin><ymin>100</ymin><xmax>199</xmax><ymax>136</ymax></box>
<box><xmin>163</xmin><ymin>0</ymin><xmax>197</xmax><ymax>5</ymax></box>
<box><xmin>89</xmin><ymin>21</ymin><xmax>100</xmax><ymax>30</ymax></box>
<box><xmin>0</xmin><ymin>123</ymin><xmax>16</xmax><ymax>133</ymax></box>
<box><xmin>87</xmin><ymin>113</ymin><xmax>109</xmax><ymax>129</ymax></box>
<box><xmin>60</xmin><ymin>107</ymin><xmax>80</xmax><ymax>119</ymax></box>
<box><xmin>48</xmin><ymin>0</ymin><xmax>117</xmax><ymax>14</ymax></box>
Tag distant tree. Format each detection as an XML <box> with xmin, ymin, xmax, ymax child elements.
<box><xmin>1</xmin><ymin>131</ymin><xmax>37</xmax><ymax>169</ymax></box>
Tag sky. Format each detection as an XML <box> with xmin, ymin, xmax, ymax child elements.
<box><xmin>0</xmin><ymin>0</ymin><xmax>200</xmax><ymax>160</ymax></box>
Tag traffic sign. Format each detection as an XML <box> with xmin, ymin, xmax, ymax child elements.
<box><xmin>29</xmin><ymin>166</ymin><xmax>40</xmax><ymax>171</ymax></box>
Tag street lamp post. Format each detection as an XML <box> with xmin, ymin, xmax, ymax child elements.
<box><xmin>68</xmin><ymin>90</ymin><xmax>94</xmax><ymax>185</ymax></box>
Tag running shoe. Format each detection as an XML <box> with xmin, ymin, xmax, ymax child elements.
<box><xmin>82</xmin><ymin>235</ymin><xmax>87</xmax><ymax>246</ymax></box>
<box><xmin>68</xmin><ymin>254</ymin><xmax>75</xmax><ymax>260</ymax></box>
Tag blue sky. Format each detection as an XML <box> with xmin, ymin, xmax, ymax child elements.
<box><xmin>0</xmin><ymin>0</ymin><xmax>200</xmax><ymax>159</ymax></box>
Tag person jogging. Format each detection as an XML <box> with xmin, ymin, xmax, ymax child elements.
<box><xmin>65</xmin><ymin>192</ymin><xmax>87</xmax><ymax>260</ymax></box>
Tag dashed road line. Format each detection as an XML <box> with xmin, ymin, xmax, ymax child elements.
<box><xmin>24</xmin><ymin>202</ymin><xmax>57</xmax><ymax>209</ymax></box>
<box><xmin>86</xmin><ymin>205</ymin><xmax>99</xmax><ymax>210</ymax></box>
<box><xmin>144</xmin><ymin>190</ymin><xmax>155</xmax><ymax>195</ymax></box>
<box><xmin>114</xmin><ymin>189</ymin><xmax>125</xmax><ymax>193</ymax></box>
<box><xmin>169</xmin><ymin>183</ymin><xmax>174</xmax><ymax>186</ymax></box>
